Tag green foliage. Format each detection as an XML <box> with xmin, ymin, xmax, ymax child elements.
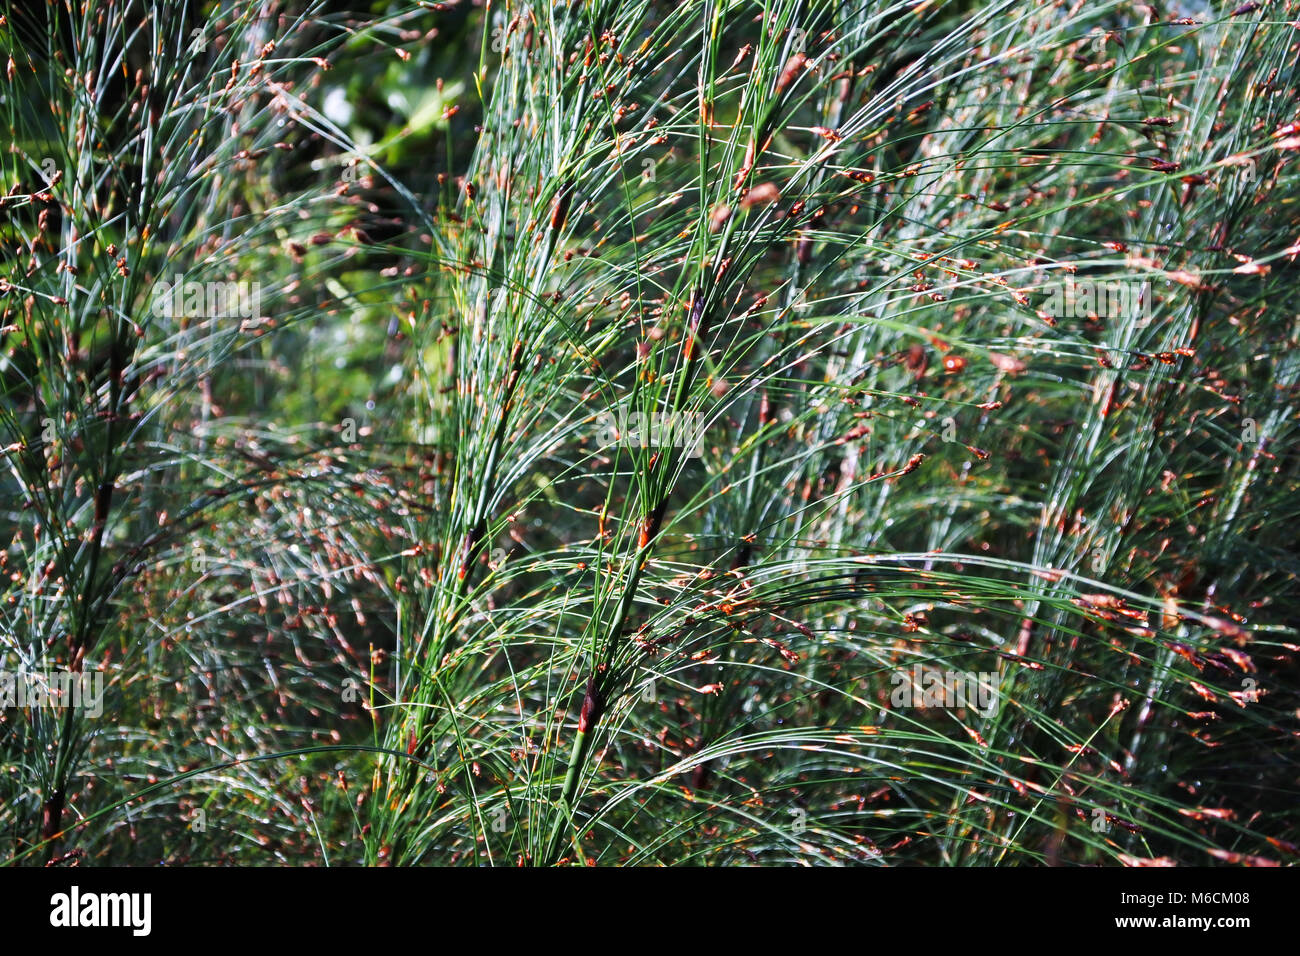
<box><xmin>1</xmin><ymin>0</ymin><xmax>1297</xmax><ymax>866</ymax></box>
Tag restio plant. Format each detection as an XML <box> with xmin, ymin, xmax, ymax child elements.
<box><xmin>1</xmin><ymin>0</ymin><xmax>1297</xmax><ymax>866</ymax></box>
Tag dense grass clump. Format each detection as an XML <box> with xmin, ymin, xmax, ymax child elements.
<box><xmin>2</xmin><ymin>0</ymin><xmax>1298</xmax><ymax>866</ymax></box>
